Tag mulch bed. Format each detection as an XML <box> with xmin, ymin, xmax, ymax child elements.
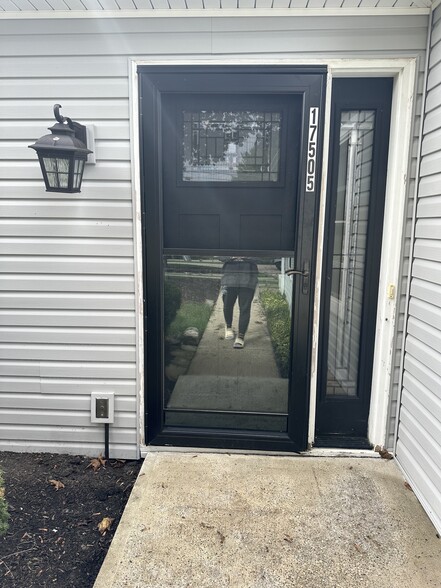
<box><xmin>0</xmin><ymin>451</ymin><xmax>142</xmax><ymax>588</ymax></box>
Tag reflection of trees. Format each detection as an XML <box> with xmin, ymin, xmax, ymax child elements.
<box><xmin>183</xmin><ymin>111</ymin><xmax>280</xmax><ymax>177</ymax></box>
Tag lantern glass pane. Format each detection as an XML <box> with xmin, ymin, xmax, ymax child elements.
<box><xmin>43</xmin><ymin>157</ymin><xmax>70</xmax><ymax>189</ymax></box>
<box><xmin>73</xmin><ymin>158</ymin><xmax>85</xmax><ymax>190</ymax></box>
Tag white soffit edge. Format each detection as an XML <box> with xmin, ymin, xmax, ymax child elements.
<box><xmin>0</xmin><ymin>0</ymin><xmax>433</xmax><ymax>18</ymax></box>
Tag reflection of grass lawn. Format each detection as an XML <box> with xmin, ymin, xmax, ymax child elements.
<box><xmin>260</xmin><ymin>289</ymin><xmax>291</xmax><ymax>378</ymax></box>
<box><xmin>167</xmin><ymin>301</ymin><xmax>213</xmax><ymax>340</ymax></box>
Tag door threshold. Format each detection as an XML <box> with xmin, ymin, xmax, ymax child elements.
<box><xmin>140</xmin><ymin>444</ymin><xmax>380</xmax><ymax>459</ymax></box>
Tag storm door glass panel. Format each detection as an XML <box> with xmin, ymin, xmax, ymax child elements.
<box><xmin>326</xmin><ymin>110</ymin><xmax>375</xmax><ymax>398</ymax></box>
<box><xmin>182</xmin><ymin>111</ymin><xmax>281</xmax><ymax>182</ymax></box>
<box><xmin>163</xmin><ymin>256</ymin><xmax>295</xmax><ymax>432</ymax></box>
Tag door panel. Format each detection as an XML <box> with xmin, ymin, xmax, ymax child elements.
<box><xmin>139</xmin><ymin>67</ymin><xmax>326</xmax><ymax>452</ymax></box>
<box><xmin>162</xmin><ymin>94</ymin><xmax>301</xmax><ymax>252</ymax></box>
<box><xmin>316</xmin><ymin>78</ymin><xmax>393</xmax><ymax>445</ymax></box>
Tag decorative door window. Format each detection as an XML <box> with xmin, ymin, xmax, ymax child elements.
<box><xmin>182</xmin><ymin>110</ymin><xmax>282</xmax><ymax>183</ymax></box>
<box><xmin>326</xmin><ymin>110</ymin><xmax>375</xmax><ymax>398</ymax></box>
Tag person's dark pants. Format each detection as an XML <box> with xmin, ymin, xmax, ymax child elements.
<box><xmin>223</xmin><ymin>287</ymin><xmax>255</xmax><ymax>337</ymax></box>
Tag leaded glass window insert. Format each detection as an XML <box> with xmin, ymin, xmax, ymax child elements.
<box><xmin>182</xmin><ymin>110</ymin><xmax>281</xmax><ymax>183</ymax></box>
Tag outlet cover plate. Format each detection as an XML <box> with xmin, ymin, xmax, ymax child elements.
<box><xmin>91</xmin><ymin>392</ymin><xmax>115</xmax><ymax>423</ymax></box>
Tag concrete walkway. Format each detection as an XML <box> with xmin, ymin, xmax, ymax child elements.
<box><xmin>94</xmin><ymin>453</ymin><xmax>441</xmax><ymax>588</ymax></box>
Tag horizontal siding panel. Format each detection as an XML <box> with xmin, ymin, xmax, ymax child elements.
<box><xmin>407</xmin><ymin>316</ymin><xmax>441</xmax><ymax>353</ymax></box>
<box><xmin>0</xmin><ymin>161</ymin><xmax>132</xmax><ymax>182</ymax></box>
<box><xmin>0</xmin><ymin>408</ymin><xmax>136</xmax><ymax>428</ymax></box>
<box><xmin>404</xmin><ymin>353</ymin><xmax>441</xmax><ymax>403</ymax></box>
<box><xmin>0</xmin><ymin>275</ymin><xmax>134</xmax><ymax>293</ymax></box>
<box><xmin>429</xmin><ymin>38</ymin><xmax>441</xmax><ymax>70</ymax></box>
<box><xmin>403</xmin><ymin>371</ymin><xmax>441</xmax><ymax>424</ymax></box>
<box><xmin>420</xmin><ymin>151</ymin><xmax>441</xmax><ymax>176</ymax></box>
<box><xmin>0</xmin><ymin>78</ymin><xmax>129</xmax><ymax>100</ymax></box>
<box><xmin>0</xmin><ymin>56</ymin><xmax>131</xmax><ymax>78</ymax></box>
<box><xmin>398</xmin><ymin>406</ymin><xmax>441</xmax><ymax>492</ymax></box>
<box><xmin>212</xmin><ymin>15</ymin><xmax>428</xmax><ymax>32</ymax></box>
<box><xmin>0</xmin><ymin>33</ymin><xmax>212</xmax><ymax>57</ymax></box>
<box><xmin>396</xmin><ymin>426</ymin><xmax>441</xmax><ymax>528</ymax></box>
<box><xmin>417</xmin><ymin>195</ymin><xmax>441</xmax><ymax>217</ymax></box>
<box><xmin>0</xmin><ymin>220</ymin><xmax>133</xmax><ymax>238</ymax></box>
<box><xmin>424</xmin><ymin>83</ymin><xmax>441</xmax><ymax>115</ymax></box>
<box><xmin>0</xmin><ymin>99</ymin><xmax>129</xmax><ymax>120</ymax></box>
<box><xmin>2</xmin><ymin>121</ymin><xmax>130</xmax><ymax>141</ymax></box>
<box><xmin>0</xmin><ymin>378</ymin><xmax>40</xmax><ymax>393</ymax></box>
<box><xmin>409</xmin><ymin>298</ymin><xmax>441</xmax><ymax>329</ymax></box>
<box><xmin>427</xmin><ymin>63</ymin><xmax>441</xmax><ymax>91</ymax></box>
<box><xmin>0</xmin><ymin>16</ymin><xmax>212</xmax><ymax>35</ymax></box>
<box><xmin>0</xmin><ymin>440</ymin><xmax>138</xmax><ymax>460</ymax></box>
<box><xmin>0</xmin><ymin>310</ymin><xmax>136</xmax><ymax>327</ymax></box>
<box><xmin>0</xmin><ymin>140</ymin><xmax>131</xmax><ymax>162</ymax></box>
<box><xmin>0</xmin><ymin>377</ymin><xmax>136</xmax><ymax>396</ymax></box>
<box><xmin>0</xmin><ymin>293</ymin><xmax>135</xmax><ymax>310</ymax></box>
<box><xmin>412</xmin><ymin>259</ymin><xmax>441</xmax><ymax>285</ymax></box>
<box><xmin>41</xmin><ymin>379</ymin><xmax>136</xmax><ymax>395</ymax></box>
<box><xmin>0</xmin><ymin>200</ymin><xmax>133</xmax><ymax>220</ymax></box>
<box><xmin>0</xmin><ymin>328</ymin><xmax>135</xmax><ymax>345</ymax></box>
<box><xmin>415</xmin><ymin>218</ymin><xmax>441</xmax><ymax>239</ymax></box>
<box><xmin>0</xmin><ymin>361</ymin><xmax>41</xmax><ymax>377</ymax></box>
<box><xmin>0</xmin><ymin>361</ymin><xmax>136</xmax><ymax>379</ymax></box>
<box><xmin>422</xmin><ymin>128</ymin><xmax>441</xmax><ymax>157</ymax></box>
<box><xmin>39</xmin><ymin>362</ymin><xmax>136</xmax><ymax>379</ymax></box>
<box><xmin>423</xmin><ymin>105</ymin><xmax>441</xmax><ymax>134</ymax></box>
<box><xmin>210</xmin><ymin>28</ymin><xmax>427</xmax><ymax>54</ymax></box>
<box><xmin>0</xmin><ymin>257</ymin><xmax>134</xmax><ymax>275</ymax></box>
<box><xmin>413</xmin><ymin>238</ymin><xmax>441</xmax><ymax>262</ymax></box>
<box><xmin>0</xmin><ymin>424</ymin><xmax>136</xmax><ymax>444</ymax></box>
<box><xmin>405</xmin><ymin>336</ymin><xmax>441</xmax><ymax>379</ymax></box>
<box><xmin>0</xmin><ymin>238</ymin><xmax>134</xmax><ymax>257</ymax></box>
<box><xmin>0</xmin><ymin>344</ymin><xmax>136</xmax><ymax>362</ymax></box>
<box><xmin>418</xmin><ymin>173</ymin><xmax>441</xmax><ymax>198</ymax></box>
<box><xmin>0</xmin><ymin>182</ymin><xmax>133</xmax><ymax>200</ymax></box>
<box><xmin>410</xmin><ymin>278</ymin><xmax>441</xmax><ymax>308</ymax></box>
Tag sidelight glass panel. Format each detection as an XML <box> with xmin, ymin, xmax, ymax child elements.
<box><xmin>182</xmin><ymin>111</ymin><xmax>281</xmax><ymax>182</ymax></box>
<box><xmin>162</xmin><ymin>256</ymin><xmax>295</xmax><ymax>431</ymax></box>
<box><xmin>326</xmin><ymin>110</ymin><xmax>375</xmax><ymax>398</ymax></box>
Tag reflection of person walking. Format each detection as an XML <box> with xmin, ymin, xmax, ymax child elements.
<box><xmin>221</xmin><ymin>258</ymin><xmax>258</xmax><ymax>349</ymax></box>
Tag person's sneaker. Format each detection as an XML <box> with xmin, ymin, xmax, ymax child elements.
<box><xmin>233</xmin><ymin>337</ymin><xmax>244</xmax><ymax>349</ymax></box>
<box><xmin>225</xmin><ymin>327</ymin><xmax>234</xmax><ymax>340</ymax></box>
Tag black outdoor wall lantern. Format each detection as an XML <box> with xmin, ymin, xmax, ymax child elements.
<box><xmin>29</xmin><ymin>104</ymin><xmax>93</xmax><ymax>193</ymax></box>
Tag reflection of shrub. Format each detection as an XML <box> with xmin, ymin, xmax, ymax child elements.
<box><xmin>0</xmin><ymin>469</ymin><xmax>9</xmax><ymax>536</ymax></box>
<box><xmin>260</xmin><ymin>290</ymin><xmax>291</xmax><ymax>378</ymax></box>
<box><xmin>164</xmin><ymin>281</ymin><xmax>182</xmax><ymax>332</ymax></box>
<box><xmin>168</xmin><ymin>302</ymin><xmax>212</xmax><ymax>340</ymax></box>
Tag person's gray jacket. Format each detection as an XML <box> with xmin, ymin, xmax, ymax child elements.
<box><xmin>221</xmin><ymin>259</ymin><xmax>258</xmax><ymax>290</ymax></box>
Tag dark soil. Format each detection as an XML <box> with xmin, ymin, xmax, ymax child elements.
<box><xmin>0</xmin><ymin>452</ymin><xmax>142</xmax><ymax>588</ymax></box>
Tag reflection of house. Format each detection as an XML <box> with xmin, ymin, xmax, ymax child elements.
<box><xmin>1</xmin><ymin>4</ymin><xmax>441</xmax><ymax>534</ymax></box>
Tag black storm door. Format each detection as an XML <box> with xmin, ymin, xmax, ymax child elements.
<box><xmin>139</xmin><ymin>67</ymin><xmax>326</xmax><ymax>452</ymax></box>
<box><xmin>316</xmin><ymin>78</ymin><xmax>393</xmax><ymax>447</ymax></box>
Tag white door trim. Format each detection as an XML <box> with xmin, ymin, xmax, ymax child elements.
<box><xmin>128</xmin><ymin>56</ymin><xmax>418</xmax><ymax>456</ymax></box>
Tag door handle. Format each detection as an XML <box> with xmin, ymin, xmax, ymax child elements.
<box><xmin>285</xmin><ymin>261</ymin><xmax>310</xmax><ymax>295</ymax></box>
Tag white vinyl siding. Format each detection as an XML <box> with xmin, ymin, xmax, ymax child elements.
<box><xmin>0</xmin><ymin>14</ymin><xmax>428</xmax><ymax>459</ymax></box>
<box><xmin>395</xmin><ymin>5</ymin><xmax>441</xmax><ymax>535</ymax></box>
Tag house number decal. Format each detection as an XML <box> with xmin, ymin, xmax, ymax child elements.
<box><xmin>306</xmin><ymin>107</ymin><xmax>319</xmax><ymax>192</ymax></box>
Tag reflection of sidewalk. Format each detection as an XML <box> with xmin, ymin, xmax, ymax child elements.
<box><xmin>167</xmin><ymin>288</ymin><xmax>288</xmax><ymax>423</ymax></box>
<box><xmin>187</xmin><ymin>287</ymin><xmax>279</xmax><ymax>378</ymax></box>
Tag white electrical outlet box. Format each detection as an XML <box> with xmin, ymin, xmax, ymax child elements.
<box><xmin>91</xmin><ymin>392</ymin><xmax>114</xmax><ymax>423</ymax></box>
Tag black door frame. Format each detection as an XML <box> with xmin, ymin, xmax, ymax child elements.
<box><xmin>139</xmin><ymin>66</ymin><xmax>326</xmax><ymax>452</ymax></box>
<box><xmin>315</xmin><ymin>78</ymin><xmax>393</xmax><ymax>447</ymax></box>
